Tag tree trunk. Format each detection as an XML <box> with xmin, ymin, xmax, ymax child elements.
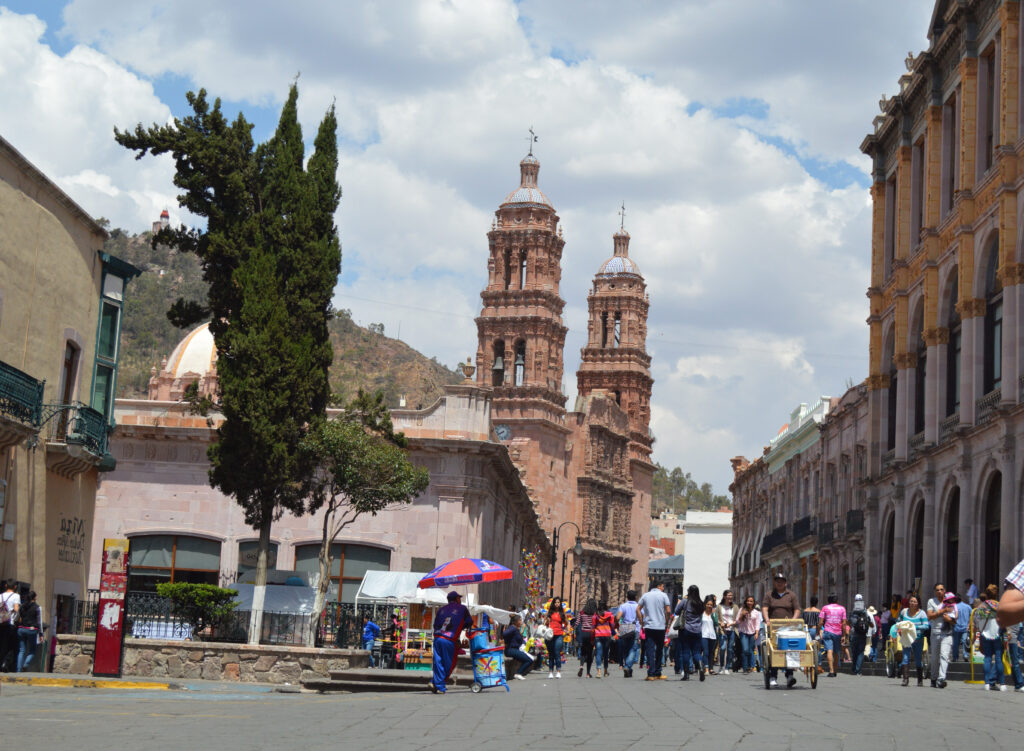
<box><xmin>306</xmin><ymin>507</ymin><xmax>335</xmax><ymax>648</ymax></box>
<box><xmin>247</xmin><ymin>518</ymin><xmax>272</xmax><ymax>646</ymax></box>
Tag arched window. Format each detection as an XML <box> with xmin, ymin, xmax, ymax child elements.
<box><xmin>883</xmin><ymin>514</ymin><xmax>895</xmax><ymax>601</ymax></box>
<box><xmin>911</xmin><ymin>504</ymin><xmax>925</xmax><ymax>585</ymax></box>
<box><xmin>294</xmin><ymin>543</ymin><xmax>390</xmax><ymax>603</ymax></box>
<box><xmin>944</xmin><ymin>488</ymin><xmax>959</xmax><ymax>589</ymax></box>
<box><xmin>614</xmin><ymin>389</ymin><xmax>621</xmax><ymax>406</ymax></box>
<box><xmin>983</xmin><ymin>243</ymin><xmax>1003</xmax><ymax>394</ymax></box>
<box><xmin>514</xmin><ymin>340</ymin><xmax>526</xmax><ymax>386</ymax></box>
<box><xmin>601</xmin><ymin>312</ymin><xmax>609</xmax><ymax>348</ymax></box>
<box><xmin>519</xmin><ymin>251</ymin><xmax>528</xmax><ymax>289</ymax></box>
<box><xmin>503</xmin><ymin>251</ymin><xmax>512</xmax><ymax>290</ymax></box>
<box><xmin>614</xmin><ymin>312</ymin><xmax>622</xmax><ymax>347</ymax></box>
<box><xmin>491</xmin><ymin>340</ymin><xmax>505</xmax><ymax>387</ymax></box>
<box><xmin>128</xmin><ymin>534</ymin><xmax>222</xmax><ymax>592</ymax></box>
<box><xmin>946</xmin><ymin>272</ymin><xmax>961</xmax><ymax>416</ymax></box>
<box><xmin>913</xmin><ymin>311</ymin><xmax>926</xmax><ymax>435</ymax></box>
<box><xmin>983</xmin><ymin>473</ymin><xmax>1002</xmax><ymax>590</ymax></box>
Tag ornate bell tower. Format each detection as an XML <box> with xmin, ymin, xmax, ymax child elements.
<box><xmin>475</xmin><ymin>151</ymin><xmax>568</xmax><ymax>426</ymax></box>
<box><xmin>577</xmin><ymin>222</ymin><xmax>654</xmax><ymax>463</ymax></box>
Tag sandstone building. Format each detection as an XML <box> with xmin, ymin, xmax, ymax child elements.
<box><xmin>475</xmin><ymin>152</ymin><xmax>654</xmax><ymax>604</ymax></box>
<box><xmin>731</xmin><ymin>0</ymin><xmax>1024</xmax><ymax>607</ymax></box>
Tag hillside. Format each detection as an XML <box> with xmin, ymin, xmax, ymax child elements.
<box><xmin>110</xmin><ymin>230</ymin><xmax>462</xmax><ymax>408</ymax></box>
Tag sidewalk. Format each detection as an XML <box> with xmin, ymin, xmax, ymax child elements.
<box><xmin>0</xmin><ymin>671</ymin><xmax>300</xmax><ymax>693</ymax></box>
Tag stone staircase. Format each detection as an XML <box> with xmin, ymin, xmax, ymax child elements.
<box><xmin>303</xmin><ymin>666</ymin><xmax>476</xmax><ymax>693</ymax></box>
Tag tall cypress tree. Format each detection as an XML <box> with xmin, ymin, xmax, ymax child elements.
<box><xmin>116</xmin><ymin>85</ymin><xmax>341</xmax><ymax>643</ymax></box>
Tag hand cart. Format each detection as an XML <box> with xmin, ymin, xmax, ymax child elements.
<box><xmin>466</xmin><ymin>625</ymin><xmax>509</xmax><ymax>694</ymax></box>
<box><xmin>759</xmin><ymin>619</ymin><xmax>818</xmax><ymax>689</ymax></box>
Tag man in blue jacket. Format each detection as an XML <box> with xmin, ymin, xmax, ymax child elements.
<box><xmin>431</xmin><ymin>591</ymin><xmax>474</xmax><ymax>694</ymax></box>
<box><xmin>362</xmin><ymin>616</ymin><xmax>381</xmax><ymax>667</ymax></box>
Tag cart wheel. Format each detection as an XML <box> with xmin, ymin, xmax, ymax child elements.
<box><xmin>810</xmin><ymin>664</ymin><xmax>818</xmax><ymax>689</ymax></box>
<box><xmin>885</xmin><ymin>651</ymin><xmax>895</xmax><ymax>679</ymax></box>
<box><xmin>760</xmin><ymin>645</ymin><xmax>771</xmax><ymax>690</ymax></box>
<box><xmin>470</xmin><ymin>682</ymin><xmax>482</xmax><ymax>694</ymax></box>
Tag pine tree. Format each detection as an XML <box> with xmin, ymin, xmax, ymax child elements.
<box><xmin>116</xmin><ymin>84</ymin><xmax>341</xmax><ymax>643</ymax></box>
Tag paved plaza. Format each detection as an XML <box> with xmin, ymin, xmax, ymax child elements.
<box><xmin>1</xmin><ymin>671</ymin><xmax>1020</xmax><ymax>750</ymax></box>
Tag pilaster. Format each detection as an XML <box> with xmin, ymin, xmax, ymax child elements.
<box><xmin>1001</xmin><ymin>1</ymin><xmax>1020</xmax><ymax>144</ymax></box>
<box><xmin>960</xmin><ymin>55</ymin><xmax>979</xmax><ymax>193</ymax></box>
<box><xmin>896</xmin><ymin>146</ymin><xmax>913</xmax><ymax>261</ymax></box>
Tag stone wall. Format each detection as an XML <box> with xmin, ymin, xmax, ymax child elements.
<box><xmin>54</xmin><ymin>635</ymin><xmax>368</xmax><ymax>683</ymax></box>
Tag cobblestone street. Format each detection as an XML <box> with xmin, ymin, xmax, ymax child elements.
<box><xmin>3</xmin><ymin>671</ymin><xmax>1020</xmax><ymax>750</ymax></box>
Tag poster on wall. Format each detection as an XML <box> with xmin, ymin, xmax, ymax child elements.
<box><xmin>92</xmin><ymin>538</ymin><xmax>129</xmax><ymax>677</ymax></box>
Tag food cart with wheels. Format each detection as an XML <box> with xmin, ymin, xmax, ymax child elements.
<box><xmin>759</xmin><ymin>619</ymin><xmax>819</xmax><ymax>689</ymax></box>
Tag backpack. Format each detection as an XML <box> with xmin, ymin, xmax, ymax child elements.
<box><xmin>850</xmin><ymin>610</ymin><xmax>869</xmax><ymax>635</ymax></box>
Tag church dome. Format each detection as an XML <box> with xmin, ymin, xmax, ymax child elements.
<box><xmin>166</xmin><ymin>322</ymin><xmax>216</xmax><ymax>377</ymax></box>
<box><xmin>598</xmin><ymin>255</ymin><xmax>641</xmax><ymax>276</ymax></box>
<box><xmin>501</xmin><ymin>154</ymin><xmax>553</xmax><ymax>208</ymax></box>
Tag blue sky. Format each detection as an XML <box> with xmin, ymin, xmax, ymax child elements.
<box><xmin>0</xmin><ymin>0</ymin><xmax>936</xmax><ymax>491</ymax></box>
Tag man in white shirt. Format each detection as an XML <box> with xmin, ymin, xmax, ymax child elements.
<box><xmin>925</xmin><ymin>582</ymin><xmax>955</xmax><ymax>688</ymax></box>
<box><xmin>0</xmin><ymin>580</ymin><xmax>21</xmax><ymax>673</ymax></box>
<box><xmin>637</xmin><ymin>581</ymin><xmax>672</xmax><ymax>681</ymax></box>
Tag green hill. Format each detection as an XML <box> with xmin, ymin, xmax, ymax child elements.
<box><xmin>109</xmin><ymin>230</ymin><xmax>462</xmax><ymax>408</ymax></box>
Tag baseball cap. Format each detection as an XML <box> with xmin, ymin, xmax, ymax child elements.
<box><xmin>773</xmin><ymin>572</ymin><xmax>787</xmax><ymax>580</ymax></box>
<box><xmin>447</xmin><ymin>591</ymin><xmax>462</xmax><ymax>601</ymax></box>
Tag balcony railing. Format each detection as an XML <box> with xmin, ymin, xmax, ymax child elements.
<box><xmin>46</xmin><ymin>403</ymin><xmax>108</xmax><ymax>456</ymax></box>
<box><xmin>760</xmin><ymin>524</ymin><xmax>789</xmax><ymax>555</ymax></box>
<box><xmin>846</xmin><ymin>509</ymin><xmax>864</xmax><ymax>535</ymax></box>
<box><xmin>792</xmin><ymin>515</ymin><xmax>815</xmax><ymax>541</ymax></box>
<box><xmin>0</xmin><ymin>360</ymin><xmax>44</xmax><ymax>426</ymax></box>
<box><xmin>881</xmin><ymin>449</ymin><xmax>896</xmax><ymax>471</ymax></box>
<box><xmin>818</xmin><ymin>521</ymin><xmax>834</xmax><ymax>545</ymax></box>
<box><xmin>976</xmin><ymin>388</ymin><xmax>1002</xmax><ymax>423</ymax></box>
<box><xmin>939</xmin><ymin>412</ymin><xmax>960</xmax><ymax>443</ymax></box>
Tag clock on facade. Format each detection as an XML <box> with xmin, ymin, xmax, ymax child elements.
<box><xmin>495</xmin><ymin>424</ymin><xmax>512</xmax><ymax>441</ymax></box>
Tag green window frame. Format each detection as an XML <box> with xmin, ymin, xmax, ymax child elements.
<box><xmin>89</xmin><ymin>252</ymin><xmax>140</xmax><ymax>424</ymax></box>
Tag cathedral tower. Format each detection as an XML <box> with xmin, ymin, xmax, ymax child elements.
<box><xmin>577</xmin><ymin>225</ymin><xmax>654</xmax><ymax>463</ymax></box>
<box><xmin>475</xmin><ymin>151</ymin><xmax>571</xmax><ymax>529</ymax></box>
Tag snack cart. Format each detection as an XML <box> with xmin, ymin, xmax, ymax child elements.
<box><xmin>759</xmin><ymin>618</ymin><xmax>818</xmax><ymax>689</ymax></box>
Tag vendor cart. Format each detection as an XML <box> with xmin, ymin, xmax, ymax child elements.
<box><xmin>759</xmin><ymin>619</ymin><xmax>818</xmax><ymax>690</ymax></box>
<box><xmin>466</xmin><ymin>624</ymin><xmax>509</xmax><ymax>694</ymax></box>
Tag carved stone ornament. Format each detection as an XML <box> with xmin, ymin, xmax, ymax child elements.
<box><xmin>894</xmin><ymin>352</ymin><xmax>918</xmax><ymax>370</ymax></box>
<box><xmin>957</xmin><ymin>297</ymin><xmax>987</xmax><ymax>318</ymax></box>
<box><xmin>922</xmin><ymin>327</ymin><xmax>950</xmax><ymax>346</ymax></box>
<box><xmin>866</xmin><ymin>373</ymin><xmax>891</xmax><ymax>391</ymax></box>
<box><xmin>459</xmin><ymin>357</ymin><xmax>476</xmax><ymax>383</ymax></box>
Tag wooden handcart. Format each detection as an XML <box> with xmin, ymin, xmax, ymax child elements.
<box><xmin>759</xmin><ymin>619</ymin><xmax>818</xmax><ymax>689</ymax></box>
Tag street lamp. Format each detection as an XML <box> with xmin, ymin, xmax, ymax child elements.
<box><xmin>550</xmin><ymin>521</ymin><xmax>583</xmax><ymax>599</ymax></box>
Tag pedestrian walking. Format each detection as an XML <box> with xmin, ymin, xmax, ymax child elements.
<box><xmin>429</xmin><ymin>591</ymin><xmax>473</xmax><ymax>694</ymax></box>
<box><xmin>15</xmin><ymin>590</ymin><xmax>39</xmax><ymax>673</ymax></box>
<box><xmin>974</xmin><ymin>586</ymin><xmax>1006</xmax><ymax>691</ymax></box>
<box><xmin>848</xmin><ymin>594</ymin><xmax>872</xmax><ymax>675</ymax></box>
<box><xmin>546</xmin><ymin>597</ymin><xmax>567</xmax><ymax>679</ymax></box>
<box><xmin>717</xmin><ymin>590</ymin><xmax>737</xmax><ymax>674</ymax></box>
<box><xmin>925</xmin><ymin>583</ymin><xmax>955</xmax><ymax>688</ymax></box>
<box><xmin>700</xmin><ymin>596</ymin><xmax>718</xmax><ymax>677</ymax></box>
<box><xmin>615</xmin><ymin>590</ymin><xmax>640</xmax><ymax>678</ymax></box>
<box><xmin>953</xmin><ymin>594</ymin><xmax>971</xmax><ymax>661</ymax></box>
<box><xmin>736</xmin><ymin>595</ymin><xmax>761</xmax><ymax>673</ymax></box>
<box><xmin>1005</xmin><ymin>622</ymin><xmax>1024</xmax><ymax>692</ymax></box>
<box><xmin>593</xmin><ymin>601</ymin><xmax>614</xmax><ymax>678</ymax></box>
<box><xmin>575</xmin><ymin>599</ymin><xmax>597</xmax><ymax>678</ymax></box>
<box><xmin>502</xmin><ymin>614</ymin><xmax>534</xmax><ymax>680</ymax></box>
<box><xmin>868</xmin><ymin>605</ymin><xmax>881</xmax><ymax>661</ymax></box>
<box><xmin>362</xmin><ymin>615</ymin><xmax>381</xmax><ymax>667</ymax></box>
<box><xmin>0</xmin><ymin>580</ymin><xmax>20</xmax><ymax>673</ymax></box>
<box><xmin>675</xmin><ymin>585</ymin><xmax>705</xmax><ymax>681</ymax></box>
<box><xmin>819</xmin><ymin>593</ymin><xmax>846</xmax><ymax>677</ymax></box>
<box><xmin>761</xmin><ymin>572</ymin><xmax>801</xmax><ymax>688</ymax></box>
<box><xmin>637</xmin><ymin>581</ymin><xmax>672</xmax><ymax>681</ymax></box>
<box><xmin>897</xmin><ymin>594</ymin><xmax>928</xmax><ymax>687</ymax></box>
<box><xmin>964</xmin><ymin>578</ymin><xmax>979</xmax><ymax>606</ymax></box>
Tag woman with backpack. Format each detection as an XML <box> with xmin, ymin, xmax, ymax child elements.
<box><xmin>16</xmin><ymin>590</ymin><xmax>40</xmax><ymax>673</ymax></box>
<box><xmin>593</xmin><ymin>601</ymin><xmax>615</xmax><ymax>678</ymax></box>
<box><xmin>848</xmin><ymin>594</ymin><xmax>872</xmax><ymax>675</ymax></box>
<box><xmin>575</xmin><ymin>599</ymin><xmax>597</xmax><ymax>678</ymax></box>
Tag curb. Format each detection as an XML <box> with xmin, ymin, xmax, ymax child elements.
<box><xmin>0</xmin><ymin>675</ymin><xmax>173</xmax><ymax>690</ymax></box>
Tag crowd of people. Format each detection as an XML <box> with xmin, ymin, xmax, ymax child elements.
<box><xmin>492</xmin><ymin>573</ymin><xmax>1024</xmax><ymax>692</ymax></box>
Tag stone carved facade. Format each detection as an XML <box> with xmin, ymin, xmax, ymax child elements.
<box><xmin>475</xmin><ymin>154</ymin><xmax>655</xmax><ymax>605</ymax></box>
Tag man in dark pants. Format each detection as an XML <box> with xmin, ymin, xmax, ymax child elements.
<box><xmin>637</xmin><ymin>581</ymin><xmax>672</xmax><ymax>680</ymax></box>
<box><xmin>0</xmin><ymin>580</ymin><xmax>21</xmax><ymax>672</ymax></box>
<box><xmin>761</xmin><ymin>572</ymin><xmax>801</xmax><ymax>688</ymax></box>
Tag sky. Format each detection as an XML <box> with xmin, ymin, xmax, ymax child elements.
<box><xmin>0</xmin><ymin>0</ymin><xmax>937</xmax><ymax>493</ymax></box>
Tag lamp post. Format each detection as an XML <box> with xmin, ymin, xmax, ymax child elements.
<box><xmin>550</xmin><ymin>521</ymin><xmax>583</xmax><ymax>599</ymax></box>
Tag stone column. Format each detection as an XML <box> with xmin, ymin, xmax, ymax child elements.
<box><xmin>999</xmin><ymin>441</ymin><xmax>1019</xmax><ymax>578</ymax></box>
<box><xmin>925</xmin><ymin>327</ymin><xmax>949</xmax><ymax>443</ymax></box>
<box><xmin>921</xmin><ymin>471</ymin><xmax>937</xmax><ymax>592</ymax></box>
<box><xmin>956</xmin><ymin>451</ymin><xmax>975</xmax><ymax>588</ymax></box>
<box><xmin>959</xmin><ymin>304</ymin><xmax>986</xmax><ymax>424</ymax></box>
<box><xmin>895</xmin><ymin>356</ymin><xmax>914</xmax><ymax>460</ymax></box>
<box><xmin>893</xmin><ymin>489</ymin><xmax>907</xmax><ymax>591</ymax></box>
<box><xmin>863</xmin><ymin>492</ymin><xmax>879</xmax><ymax>605</ymax></box>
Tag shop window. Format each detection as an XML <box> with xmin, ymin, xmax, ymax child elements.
<box><xmin>129</xmin><ymin>534</ymin><xmax>221</xmax><ymax>592</ymax></box>
<box><xmin>294</xmin><ymin>543</ymin><xmax>390</xmax><ymax>603</ymax></box>
<box><xmin>237</xmin><ymin>540</ymin><xmax>279</xmax><ymax>578</ymax></box>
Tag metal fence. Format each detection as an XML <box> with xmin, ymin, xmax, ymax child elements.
<box><xmin>67</xmin><ymin>590</ymin><xmax>379</xmax><ymax>648</ymax></box>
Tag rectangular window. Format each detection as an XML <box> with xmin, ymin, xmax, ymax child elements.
<box><xmin>97</xmin><ymin>302</ymin><xmax>119</xmax><ymax>360</ymax></box>
<box><xmin>128</xmin><ymin>534</ymin><xmax>221</xmax><ymax>592</ymax></box>
<box><xmin>981</xmin><ymin>50</ymin><xmax>996</xmax><ymax>174</ymax></box>
<box><xmin>910</xmin><ymin>138</ymin><xmax>925</xmax><ymax>246</ymax></box>
<box><xmin>91</xmin><ymin>364</ymin><xmax>113</xmax><ymax>417</ymax></box>
<box><xmin>942</xmin><ymin>91</ymin><xmax>958</xmax><ymax>216</ymax></box>
<box><xmin>237</xmin><ymin>541</ymin><xmax>278</xmax><ymax>576</ymax></box>
<box><xmin>883</xmin><ymin>177</ymin><xmax>896</xmax><ymax>278</ymax></box>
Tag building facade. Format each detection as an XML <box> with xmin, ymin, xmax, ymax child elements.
<box><xmin>0</xmin><ymin>134</ymin><xmax>137</xmax><ymax>630</ymax></box>
<box><xmin>90</xmin><ymin>329</ymin><xmax>551</xmax><ymax>609</ymax></box>
<box><xmin>732</xmin><ymin>0</ymin><xmax>1024</xmax><ymax>608</ymax></box>
<box><xmin>474</xmin><ymin>153</ymin><xmax>654</xmax><ymax>605</ymax></box>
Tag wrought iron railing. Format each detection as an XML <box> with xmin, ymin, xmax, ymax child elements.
<box><xmin>882</xmin><ymin>449</ymin><xmax>896</xmax><ymax>470</ymax></box>
<box><xmin>939</xmin><ymin>412</ymin><xmax>960</xmax><ymax>443</ymax></box>
<box><xmin>0</xmin><ymin>359</ymin><xmax>44</xmax><ymax>426</ymax></box>
<box><xmin>792</xmin><ymin>515</ymin><xmax>815</xmax><ymax>541</ymax></box>
<box><xmin>846</xmin><ymin>509</ymin><xmax>864</xmax><ymax>535</ymax></box>
<box><xmin>976</xmin><ymin>388</ymin><xmax>1002</xmax><ymax>423</ymax></box>
<box><xmin>818</xmin><ymin>520</ymin><xmax>834</xmax><ymax>545</ymax></box>
<box><xmin>67</xmin><ymin>590</ymin><xmax>376</xmax><ymax>647</ymax></box>
<box><xmin>760</xmin><ymin>524</ymin><xmax>789</xmax><ymax>555</ymax></box>
<box><xmin>45</xmin><ymin>403</ymin><xmax>108</xmax><ymax>456</ymax></box>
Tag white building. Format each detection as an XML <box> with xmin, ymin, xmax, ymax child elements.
<box><xmin>681</xmin><ymin>511</ymin><xmax>733</xmax><ymax>599</ymax></box>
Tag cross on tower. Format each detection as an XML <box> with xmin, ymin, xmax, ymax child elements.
<box><xmin>618</xmin><ymin>202</ymin><xmax>626</xmax><ymax>230</ymax></box>
<box><xmin>526</xmin><ymin>126</ymin><xmax>538</xmax><ymax>156</ymax></box>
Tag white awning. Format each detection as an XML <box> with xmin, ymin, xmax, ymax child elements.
<box><xmin>354</xmin><ymin>570</ymin><xmax>448</xmax><ymax>607</ymax></box>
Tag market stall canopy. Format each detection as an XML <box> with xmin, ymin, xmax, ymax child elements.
<box><xmin>354</xmin><ymin>570</ymin><xmax>448</xmax><ymax>606</ymax></box>
<box><xmin>417</xmin><ymin>558</ymin><xmax>513</xmax><ymax>588</ymax></box>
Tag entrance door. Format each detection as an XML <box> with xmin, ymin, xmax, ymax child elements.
<box><xmin>984</xmin><ymin>474</ymin><xmax>1002</xmax><ymax>590</ymax></box>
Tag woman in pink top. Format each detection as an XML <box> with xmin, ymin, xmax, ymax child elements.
<box><xmin>735</xmin><ymin>595</ymin><xmax>762</xmax><ymax>673</ymax></box>
<box><xmin>819</xmin><ymin>593</ymin><xmax>847</xmax><ymax>677</ymax></box>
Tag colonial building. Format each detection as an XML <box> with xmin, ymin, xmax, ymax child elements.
<box><xmin>90</xmin><ymin>327</ymin><xmax>551</xmax><ymax>609</ymax></box>
<box><xmin>475</xmin><ymin>153</ymin><xmax>655</xmax><ymax>604</ymax></box>
<box><xmin>732</xmin><ymin>0</ymin><xmax>1024</xmax><ymax>608</ymax></box>
<box><xmin>0</xmin><ymin>134</ymin><xmax>138</xmax><ymax>630</ymax></box>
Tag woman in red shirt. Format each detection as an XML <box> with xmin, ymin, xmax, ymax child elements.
<box><xmin>593</xmin><ymin>602</ymin><xmax>615</xmax><ymax>678</ymax></box>
<box><xmin>546</xmin><ymin>597</ymin><xmax>566</xmax><ymax>678</ymax></box>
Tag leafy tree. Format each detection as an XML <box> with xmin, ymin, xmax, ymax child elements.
<box><xmin>651</xmin><ymin>462</ymin><xmax>732</xmax><ymax>516</ymax></box>
<box><xmin>156</xmin><ymin>582</ymin><xmax>238</xmax><ymax>641</ymax></box>
<box><xmin>302</xmin><ymin>389</ymin><xmax>429</xmax><ymax>646</ymax></box>
<box><xmin>116</xmin><ymin>84</ymin><xmax>341</xmax><ymax>644</ymax></box>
